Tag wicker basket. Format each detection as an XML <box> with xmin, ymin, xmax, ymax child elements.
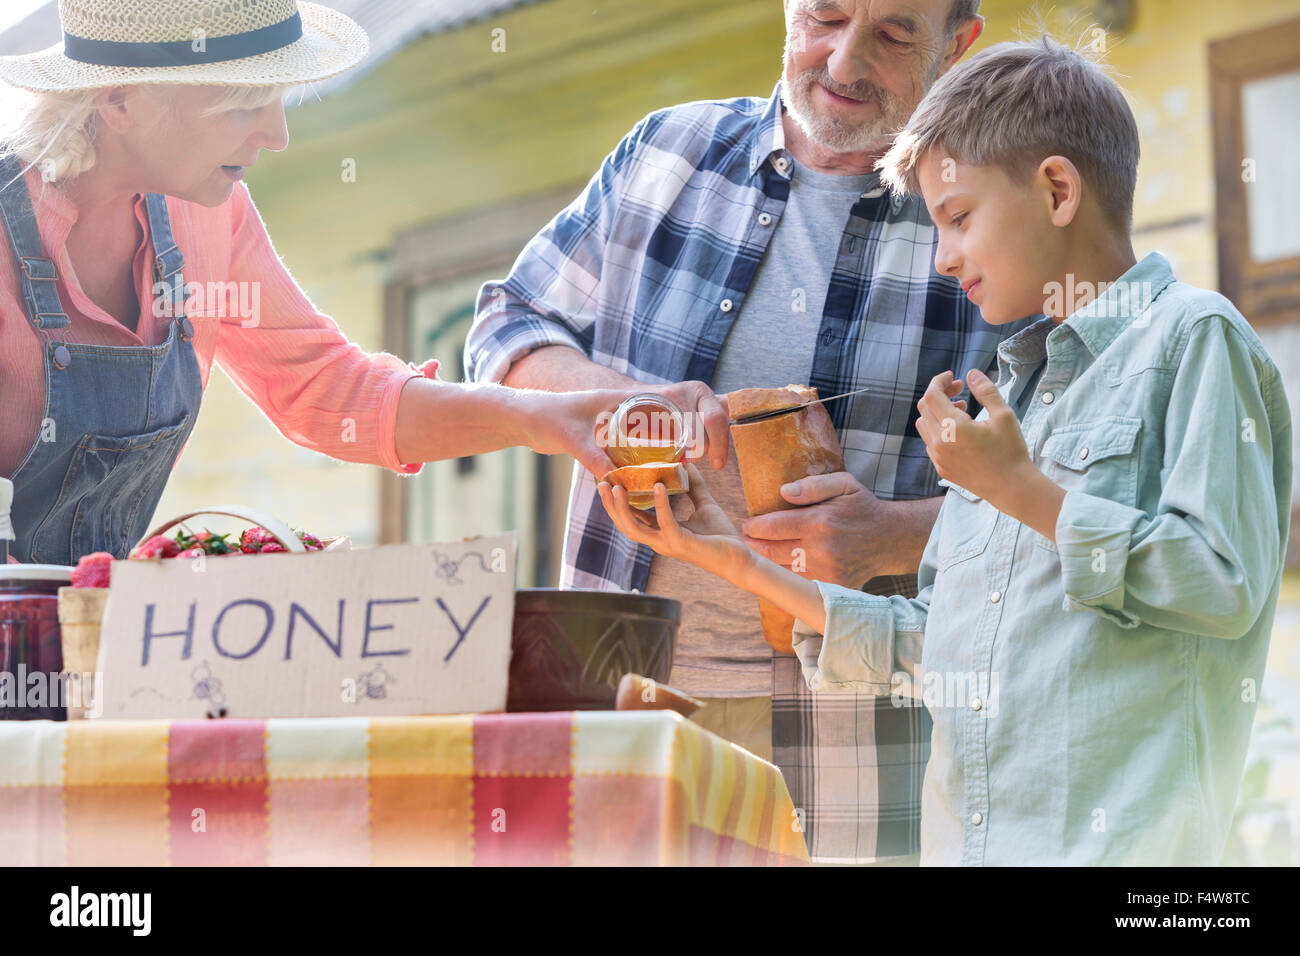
<box><xmin>56</xmin><ymin>505</ymin><xmax>345</xmax><ymax>719</ymax></box>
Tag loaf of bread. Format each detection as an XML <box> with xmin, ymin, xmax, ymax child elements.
<box><xmin>728</xmin><ymin>385</ymin><xmax>846</xmax><ymax>654</ymax></box>
<box><xmin>729</xmin><ymin>386</ymin><xmax>845</xmax><ymax>516</ymax></box>
<box><xmin>727</xmin><ymin>384</ymin><xmax>818</xmax><ymax>423</ymax></box>
<box><xmin>615</xmin><ymin>673</ymin><xmax>704</xmax><ymax>717</ymax></box>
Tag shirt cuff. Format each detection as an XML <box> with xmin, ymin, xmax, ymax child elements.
<box><xmin>1055</xmin><ymin>488</ymin><xmax>1144</xmax><ymax>628</ymax></box>
<box><xmin>473</xmin><ymin>321</ymin><xmax>587</xmax><ymax>385</ymax></box>
<box><xmin>380</xmin><ymin>358</ymin><xmax>440</xmax><ymax>476</ymax></box>
<box><xmin>790</xmin><ymin>581</ymin><xmax>900</xmax><ymax>693</ymax></box>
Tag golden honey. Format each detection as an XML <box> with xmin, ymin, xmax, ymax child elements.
<box><xmin>605</xmin><ymin>394</ymin><xmax>687</xmax><ymax>468</ymax></box>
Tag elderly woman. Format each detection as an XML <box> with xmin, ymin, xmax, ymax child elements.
<box><xmin>0</xmin><ymin>0</ymin><xmax>628</xmax><ymax>565</ymax></box>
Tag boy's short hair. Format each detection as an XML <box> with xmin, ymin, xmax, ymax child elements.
<box><xmin>878</xmin><ymin>35</ymin><xmax>1139</xmax><ymax>232</ymax></box>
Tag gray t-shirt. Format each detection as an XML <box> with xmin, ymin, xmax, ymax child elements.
<box><xmin>649</xmin><ymin>157</ymin><xmax>878</xmax><ymax>696</ymax></box>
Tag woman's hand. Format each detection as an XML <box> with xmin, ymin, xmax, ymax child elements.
<box><xmin>530</xmin><ymin>385</ymin><xmax>730</xmax><ymax>479</ymax></box>
<box><xmin>597</xmin><ymin>463</ymin><xmax>754</xmax><ymax>582</ymax></box>
<box><xmin>523</xmin><ymin>388</ymin><xmax>631</xmax><ymax>477</ymax></box>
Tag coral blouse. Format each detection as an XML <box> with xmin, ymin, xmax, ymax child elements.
<box><xmin>0</xmin><ymin>166</ymin><xmax>435</xmax><ymax>478</ymax></box>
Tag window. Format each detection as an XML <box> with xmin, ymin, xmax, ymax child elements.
<box><xmin>378</xmin><ymin>184</ymin><xmax>588</xmax><ymax>586</ymax></box>
<box><xmin>1210</xmin><ymin>16</ymin><xmax>1300</xmax><ymax>326</ymax></box>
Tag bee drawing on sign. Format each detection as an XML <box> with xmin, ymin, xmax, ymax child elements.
<box><xmin>433</xmin><ymin>550</ymin><xmax>491</xmax><ymax>586</ymax></box>
<box><xmin>356</xmin><ymin>663</ymin><xmax>395</xmax><ymax>700</ymax></box>
<box><xmin>191</xmin><ymin>660</ymin><xmax>228</xmax><ymax>718</ymax></box>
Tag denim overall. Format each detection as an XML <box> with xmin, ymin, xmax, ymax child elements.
<box><xmin>0</xmin><ymin>155</ymin><xmax>202</xmax><ymax>565</ymax></box>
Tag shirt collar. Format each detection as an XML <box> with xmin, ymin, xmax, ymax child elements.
<box><xmin>22</xmin><ymin>163</ymin><xmax>152</xmax><ymax>234</ymax></box>
<box><xmin>1058</xmin><ymin>251</ymin><xmax>1177</xmax><ymax>358</ymax></box>
<box><xmin>997</xmin><ymin>314</ymin><xmax>1054</xmax><ymax>372</ymax></box>
<box><xmin>748</xmin><ymin>81</ymin><xmax>790</xmax><ymax>178</ymax></box>
<box><xmin>995</xmin><ymin>251</ymin><xmax>1178</xmax><ymax>375</ymax></box>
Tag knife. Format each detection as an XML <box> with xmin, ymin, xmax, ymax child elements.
<box><xmin>728</xmin><ymin>385</ymin><xmax>879</xmax><ymax>425</ymax></box>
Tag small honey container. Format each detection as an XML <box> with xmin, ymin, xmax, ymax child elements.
<box><xmin>604</xmin><ymin>393</ymin><xmax>688</xmax><ymax>468</ymax></box>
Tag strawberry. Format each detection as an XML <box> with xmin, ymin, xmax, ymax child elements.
<box><xmin>260</xmin><ymin>542</ymin><xmax>287</xmax><ymax>554</ymax></box>
<box><xmin>70</xmin><ymin>552</ymin><xmax>114</xmax><ymax>588</ymax></box>
<box><xmin>240</xmin><ymin>526</ymin><xmax>277</xmax><ymax>553</ymax></box>
<box><xmin>294</xmin><ymin>529</ymin><xmax>323</xmax><ymax>551</ymax></box>
<box><xmin>131</xmin><ymin>535</ymin><xmax>181</xmax><ymax>559</ymax></box>
<box><xmin>177</xmin><ymin>546</ymin><xmax>206</xmax><ymax>559</ymax></box>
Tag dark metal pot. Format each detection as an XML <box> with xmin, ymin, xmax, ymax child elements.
<box><xmin>507</xmin><ymin>588</ymin><xmax>680</xmax><ymax>712</ymax></box>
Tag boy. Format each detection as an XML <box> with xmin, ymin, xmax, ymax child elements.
<box><xmin>597</xmin><ymin>36</ymin><xmax>1292</xmax><ymax>865</ymax></box>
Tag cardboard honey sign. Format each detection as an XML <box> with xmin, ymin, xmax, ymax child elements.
<box><xmin>95</xmin><ymin>534</ymin><xmax>517</xmax><ymax>719</ymax></box>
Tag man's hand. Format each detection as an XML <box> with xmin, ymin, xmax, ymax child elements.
<box><xmin>914</xmin><ymin>368</ymin><xmax>1031</xmax><ymax>504</ymax></box>
<box><xmin>739</xmin><ymin>471</ymin><xmax>937</xmax><ymax>588</ymax></box>
<box><xmin>650</xmin><ymin>380</ymin><xmax>732</xmax><ymax>471</ymax></box>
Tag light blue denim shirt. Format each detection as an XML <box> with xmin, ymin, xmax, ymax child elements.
<box><xmin>791</xmin><ymin>252</ymin><xmax>1293</xmax><ymax>865</ymax></box>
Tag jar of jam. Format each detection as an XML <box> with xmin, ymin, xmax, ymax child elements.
<box><xmin>604</xmin><ymin>393</ymin><xmax>689</xmax><ymax>468</ymax></box>
<box><xmin>0</xmin><ymin>566</ymin><xmax>72</xmax><ymax>721</ymax></box>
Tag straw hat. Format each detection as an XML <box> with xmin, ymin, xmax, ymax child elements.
<box><xmin>0</xmin><ymin>0</ymin><xmax>369</xmax><ymax>91</ymax></box>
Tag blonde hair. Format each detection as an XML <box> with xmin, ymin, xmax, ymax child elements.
<box><xmin>0</xmin><ymin>83</ymin><xmax>290</xmax><ymax>185</ymax></box>
<box><xmin>877</xmin><ymin>34</ymin><xmax>1139</xmax><ymax>231</ymax></box>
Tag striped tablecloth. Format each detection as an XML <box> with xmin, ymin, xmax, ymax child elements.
<box><xmin>0</xmin><ymin>710</ymin><xmax>808</xmax><ymax>866</ymax></box>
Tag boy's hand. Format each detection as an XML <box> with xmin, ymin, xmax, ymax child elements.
<box><xmin>915</xmin><ymin>368</ymin><xmax>1032</xmax><ymax>505</ymax></box>
<box><xmin>597</xmin><ymin>462</ymin><xmax>755</xmax><ymax>582</ymax></box>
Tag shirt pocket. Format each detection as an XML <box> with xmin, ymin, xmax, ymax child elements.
<box><xmin>935</xmin><ymin>479</ymin><xmax>997</xmax><ymax>571</ymax></box>
<box><xmin>1033</xmin><ymin>415</ymin><xmax>1143</xmax><ymax>552</ymax></box>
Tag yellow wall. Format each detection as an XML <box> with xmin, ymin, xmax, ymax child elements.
<box><xmin>155</xmin><ymin>0</ymin><xmax>1300</xmax><ymax>546</ymax></box>
<box><xmin>980</xmin><ymin>0</ymin><xmax>1300</xmax><ymax>288</ymax></box>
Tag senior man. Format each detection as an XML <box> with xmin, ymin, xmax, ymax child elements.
<box><xmin>466</xmin><ymin>0</ymin><xmax>1034</xmax><ymax>863</ymax></box>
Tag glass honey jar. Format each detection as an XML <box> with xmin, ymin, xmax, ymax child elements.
<box><xmin>604</xmin><ymin>393</ymin><xmax>688</xmax><ymax>468</ymax></box>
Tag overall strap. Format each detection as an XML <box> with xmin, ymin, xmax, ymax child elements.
<box><xmin>0</xmin><ymin>153</ymin><xmax>70</xmax><ymax>334</ymax></box>
<box><xmin>144</xmin><ymin>192</ymin><xmax>192</xmax><ymax>339</ymax></box>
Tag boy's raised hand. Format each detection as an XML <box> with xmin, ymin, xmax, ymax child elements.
<box><xmin>597</xmin><ymin>462</ymin><xmax>755</xmax><ymax>581</ymax></box>
<box><xmin>915</xmin><ymin>368</ymin><xmax>1032</xmax><ymax>503</ymax></box>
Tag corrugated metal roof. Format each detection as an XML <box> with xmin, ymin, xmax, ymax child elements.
<box><xmin>0</xmin><ymin>1</ymin><xmax>546</xmax><ymax>95</ymax></box>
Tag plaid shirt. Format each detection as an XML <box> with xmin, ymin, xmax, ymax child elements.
<box><xmin>465</xmin><ymin>82</ymin><xmax>1034</xmax><ymax>861</ymax></box>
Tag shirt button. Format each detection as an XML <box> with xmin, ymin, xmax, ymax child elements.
<box><xmin>971</xmin><ymin>812</ymin><xmax>984</xmax><ymax>826</ymax></box>
<box><xmin>1079</xmin><ymin>447</ymin><xmax>1089</xmax><ymax>461</ymax></box>
<box><xmin>971</xmin><ymin>697</ymin><xmax>983</xmax><ymax>711</ymax></box>
<box><xmin>758</xmin><ymin>213</ymin><xmax>772</xmax><ymax>226</ymax></box>
<box><xmin>989</xmin><ymin>590</ymin><xmax>1002</xmax><ymax>604</ymax></box>
<box><xmin>720</xmin><ymin>299</ymin><xmax>734</xmax><ymax>312</ymax></box>
<box><xmin>1042</xmin><ymin>391</ymin><xmax>1055</xmax><ymax>405</ymax></box>
<box><xmin>775</xmin><ymin>157</ymin><xmax>790</xmax><ymax>172</ymax></box>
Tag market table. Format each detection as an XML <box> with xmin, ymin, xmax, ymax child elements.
<box><xmin>0</xmin><ymin>710</ymin><xmax>808</xmax><ymax>866</ymax></box>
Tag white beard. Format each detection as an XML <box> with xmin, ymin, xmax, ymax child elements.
<box><xmin>781</xmin><ymin>43</ymin><xmax>944</xmax><ymax>154</ymax></box>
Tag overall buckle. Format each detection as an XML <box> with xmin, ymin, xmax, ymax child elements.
<box><xmin>20</xmin><ymin>256</ymin><xmax>58</xmax><ymax>281</ymax></box>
